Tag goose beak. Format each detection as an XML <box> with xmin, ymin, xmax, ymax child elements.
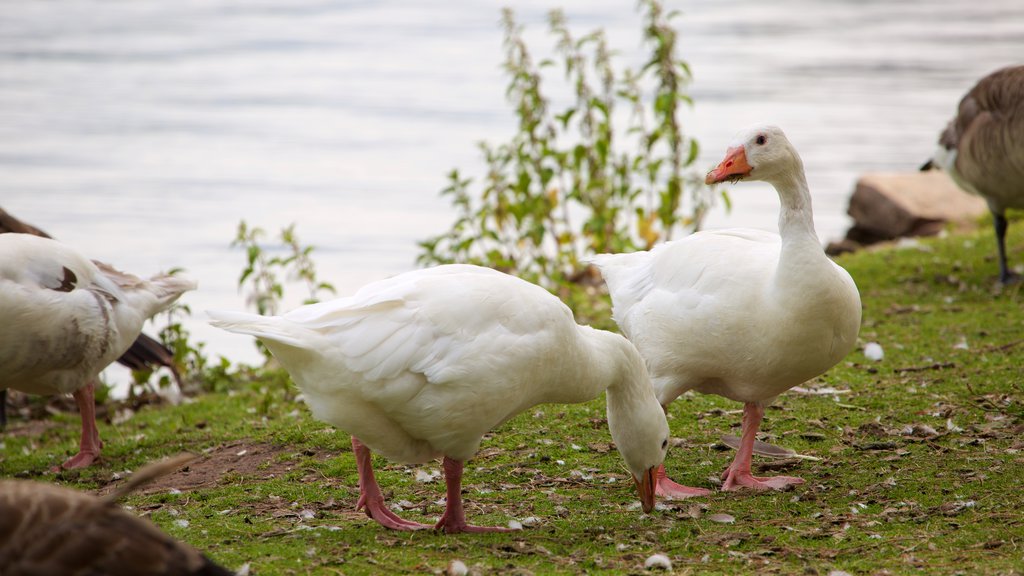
<box><xmin>634</xmin><ymin>466</ymin><xmax>657</xmax><ymax>513</ymax></box>
<box><xmin>706</xmin><ymin>146</ymin><xmax>752</xmax><ymax>184</ymax></box>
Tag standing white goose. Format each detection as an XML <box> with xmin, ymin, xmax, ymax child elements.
<box><xmin>208</xmin><ymin>264</ymin><xmax>669</xmax><ymax>533</ymax></box>
<box><xmin>590</xmin><ymin>125</ymin><xmax>862</xmax><ymax>494</ymax></box>
<box><xmin>924</xmin><ymin>65</ymin><xmax>1024</xmax><ymax>283</ymax></box>
<box><xmin>0</xmin><ymin>233</ymin><xmax>196</xmax><ymax>469</ymax></box>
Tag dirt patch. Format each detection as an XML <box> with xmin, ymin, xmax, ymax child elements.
<box><xmin>99</xmin><ymin>440</ymin><xmax>327</xmax><ymax>496</ymax></box>
<box><xmin>3</xmin><ymin>419</ymin><xmax>58</xmax><ymax>438</ymax></box>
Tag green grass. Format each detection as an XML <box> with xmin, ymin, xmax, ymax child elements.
<box><xmin>2</xmin><ymin>225</ymin><xmax>1023</xmax><ymax>575</ymax></box>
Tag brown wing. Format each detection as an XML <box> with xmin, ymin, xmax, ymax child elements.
<box><xmin>0</xmin><ymin>208</ymin><xmax>51</xmax><ymax>237</ymax></box>
<box><xmin>951</xmin><ymin>66</ymin><xmax>1024</xmax><ymax>205</ymax></box>
<box><xmin>0</xmin><ymin>481</ymin><xmax>232</xmax><ymax>576</ymax></box>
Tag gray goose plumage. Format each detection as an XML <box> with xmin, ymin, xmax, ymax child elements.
<box><xmin>0</xmin><ymin>208</ymin><xmax>186</xmax><ymax>431</ymax></box>
<box><xmin>0</xmin><ymin>454</ymin><xmax>233</xmax><ymax>576</ymax></box>
<box><xmin>0</xmin><ymin>234</ymin><xmax>195</xmax><ymax>469</ymax></box>
<box><xmin>925</xmin><ymin>65</ymin><xmax>1024</xmax><ymax>283</ymax></box>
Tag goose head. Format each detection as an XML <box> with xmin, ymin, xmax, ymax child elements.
<box><xmin>604</xmin><ymin>358</ymin><xmax>670</xmax><ymax>513</ymax></box>
<box><xmin>705</xmin><ymin>124</ymin><xmax>802</xmax><ymax>186</ymax></box>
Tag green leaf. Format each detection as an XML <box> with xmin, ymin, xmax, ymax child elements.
<box><xmin>686</xmin><ymin>139</ymin><xmax>700</xmax><ymax>166</ymax></box>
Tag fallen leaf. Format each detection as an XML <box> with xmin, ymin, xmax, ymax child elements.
<box><xmin>414</xmin><ymin>469</ymin><xmax>441</xmax><ymax>483</ymax></box>
<box><xmin>720</xmin><ymin>434</ymin><xmax>821</xmax><ymax>461</ymax></box>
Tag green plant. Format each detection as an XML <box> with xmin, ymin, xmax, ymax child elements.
<box><xmin>154</xmin><ymin>300</ymin><xmax>222</xmax><ymax>393</ymax></box>
<box><xmin>232</xmin><ymin>221</ymin><xmax>336</xmax><ymax>317</ymax></box>
<box><xmin>231</xmin><ymin>221</ymin><xmax>336</xmax><ymax>358</ymax></box>
<box><xmin>418</xmin><ymin>1</ymin><xmax>723</xmax><ymax>291</ymax></box>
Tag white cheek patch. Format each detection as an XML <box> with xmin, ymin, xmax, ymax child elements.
<box><xmin>931</xmin><ymin>145</ymin><xmax>957</xmax><ymax>173</ymax></box>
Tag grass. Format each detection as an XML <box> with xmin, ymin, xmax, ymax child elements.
<box><xmin>2</xmin><ymin>223</ymin><xmax>1023</xmax><ymax>575</ymax></box>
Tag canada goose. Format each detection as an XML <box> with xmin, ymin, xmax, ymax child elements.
<box><xmin>0</xmin><ymin>454</ymin><xmax>233</xmax><ymax>575</ymax></box>
<box><xmin>923</xmin><ymin>65</ymin><xmax>1024</xmax><ymax>283</ymax></box>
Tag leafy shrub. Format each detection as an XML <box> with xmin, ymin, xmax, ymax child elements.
<box><xmin>233</xmin><ymin>221</ymin><xmax>336</xmax><ymax>317</ymax></box>
<box><xmin>418</xmin><ymin>1</ymin><xmax>722</xmax><ymax>293</ymax></box>
<box><xmin>231</xmin><ymin>221</ymin><xmax>336</xmax><ymax>359</ymax></box>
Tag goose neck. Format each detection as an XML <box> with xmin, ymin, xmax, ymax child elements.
<box><xmin>772</xmin><ymin>170</ymin><xmax>820</xmax><ymax>247</ymax></box>
<box><xmin>578</xmin><ymin>327</ymin><xmax>651</xmax><ymax>404</ymax></box>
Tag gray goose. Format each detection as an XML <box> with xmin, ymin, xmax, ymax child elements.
<box><xmin>0</xmin><ymin>208</ymin><xmax>186</xmax><ymax>431</ymax></box>
<box><xmin>0</xmin><ymin>454</ymin><xmax>233</xmax><ymax>576</ymax></box>
<box><xmin>924</xmin><ymin>65</ymin><xmax>1024</xmax><ymax>283</ymax></box>
<box><xmin>0</xmin><ymin>234</ymin><xmax>195</xmax><ymax>469</ymax></box>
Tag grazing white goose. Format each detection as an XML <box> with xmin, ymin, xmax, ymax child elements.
<box><xmin>924</xmin><ymin>65</ymin><xmax>1024</xmax><ymax>283</ymax></box>
<box><xmin>208</xmin><ymin>264</ymin><xmax>669</xmax><ymax>533</ymax></box>
<box><xmin>0</xmin><ymin>233</ymin><xmax>196</xmax><ymax>469</ymax></box>
<box><xmin>590</xmin><ymin>125</ymin><xmax>862</xmax><ymax>494</ymax></box>
<box><xmin>0</xmin><ymin>454</ymin><xmax>233</xmax><ymax>575</ymax></box>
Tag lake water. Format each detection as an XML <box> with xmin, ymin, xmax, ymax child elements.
<box><xmin>2</xmin><ymin>0</ymin><xmax>1022</xmax><ymax>378</ymax></box>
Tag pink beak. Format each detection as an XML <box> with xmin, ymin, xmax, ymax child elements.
<box><xmin>705</xmin><ymin>146</ymin><xmax>753</xmax><ymax>184</ymax></box>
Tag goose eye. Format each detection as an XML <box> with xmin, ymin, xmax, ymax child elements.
<box><xmin>661</xmin><ymin>439</ymin><xmax>669</xmax><ymax>450</ymax></box>
<box><xmin>756</xmin><ymin>134</ymin><xmax>767</xmax><ymax>145</ymax></box>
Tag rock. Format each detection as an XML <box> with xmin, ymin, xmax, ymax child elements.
<box><xmin>446</xmin><ymin>560</ymin><xmax>469</xmax><ymax>576</ymax></box>
<box><xmin>644</xmin><ymin>554</ymin><xmax>673</xmax><ymax>571</ymax></box>
<box><xmin>826</xmin><ymin>171</ymin><xmax>989</xmax><ymax>255</ymax></box>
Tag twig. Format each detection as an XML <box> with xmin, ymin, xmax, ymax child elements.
<box><xmin>978</xmin><ymin>339</ymin><xmax>1023</xmax><ymax>353</ymax></box>
<box><xmin>893</xmin><ymin>362</ymin><xmax>955</xmax><ymax>374</ymax></box>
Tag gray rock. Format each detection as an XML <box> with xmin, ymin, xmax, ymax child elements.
<box><xmin>827</xmin><ymin>171</ymin><xmax>988</xmax><ymax>255</ymax></box>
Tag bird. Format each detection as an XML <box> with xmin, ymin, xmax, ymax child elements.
<box><xmin>0</xmin><ymin>207</ymin><xmax>186</xmax><ymax>431</ymax></box>
<box><xmin>589</xmin><ymin>124</ymin><xmax>862</xmax><ymax>494</ymax></box>
<box><xmin>0</xmin><ymin>233</ymin><xmax>196</xmax><ymax>469</ymax></box>
<box><xmin>0</xmin><ymin>453</ymin><xmax>234</xmax><ymax>576</ymax></box>
<box><xmin>922</xmin><ymin>65</ymin><xmax>1024</xmax><ymax>283</ymax></box>
<box><xmin>208</xmin><ymin>263</ymin><xmax>669</xmax><ymax>533</ymax></box>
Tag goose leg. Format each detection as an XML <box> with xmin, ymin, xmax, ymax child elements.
<box><xmin>56</xmin><ymin>381</ymin><xmax>103</xmax><ymax>470</ymax></box>
<box><xmin>654</xmin><ymin>464</ymin><xmax>712</xmax><ymax>499</ymax></box>
<box><xmin>434</xmin><ymin>456</ymin><xmax>515</xmax><ymax>534</ymax></box>
<box><xmin>721</xmin><ymin>402</ymin><xmax>804</xmax><ymax>491</ymax></box>
<box><xmin>653</xmin><ymin>403</ymin><xmax>711</xmax><ymax>498</ymax></box>
<box><xmin>993</xmin><ymin>212</ymin><xmax>1019</xmax><ymax>284</ymax></box>
<box><xmin>350</xmin><ymin>437</ymin><xmax>430</xmax><ymax>531</ymax></box>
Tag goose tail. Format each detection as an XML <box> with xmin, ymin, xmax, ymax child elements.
<box><xmin>207</xmin><ymin>309</ymin><xmax>309</xmax><ymax>349</ymax></box>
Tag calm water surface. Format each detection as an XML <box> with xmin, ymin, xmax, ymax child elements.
<box><xmin>2</xmin><ymin>0</ymin><xmax>1022</xmax><ymax>375</ymax></box>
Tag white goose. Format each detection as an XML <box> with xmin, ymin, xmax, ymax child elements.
<box><xmin>590</xmin><ymin>125</ymin><xmax>862</xmax><ymax>494</ymax></box>
<box><xmin>0</xmin><ymin>233</ymin><xmax>196</xmax><ymax>469</ymax></box>
<box><xmin>208</xmin><ymin>264</ymin><xmax>669</xmax><ymax>533</ymax></box>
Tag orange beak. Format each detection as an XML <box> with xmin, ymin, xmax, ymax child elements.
<box><xmin>634</xmin><ymin>466</ymin><xmax>657</xmax><ymax>514</ymax></box>
<box><xmin>705</xmin><ymin>146</ymin><xmax>752</xmax><ymax>184</ymax></box>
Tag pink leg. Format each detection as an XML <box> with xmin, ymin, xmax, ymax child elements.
<box><xmin>351</xmin><ymin>437</ymin><xmax>431</xmax><ymax>531</ymax></box>
<box><xmin>721</xmin><ymin>403</ymin><xmax>805</xmax><ymax>491</ymax></box>
<box><xmin>55</xmin><ymin>381</ymin><xmax>103</xmax><ymax>471</ymax></box>
<box><xmin>434</xmin><ymin>456</ymin><xmax>515</xmax><ymax>534</ymax></box>
<box><xmin>654</xmin><ymin>464</ymin><xmax>711</xmax><ymax>499</ymax></box>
